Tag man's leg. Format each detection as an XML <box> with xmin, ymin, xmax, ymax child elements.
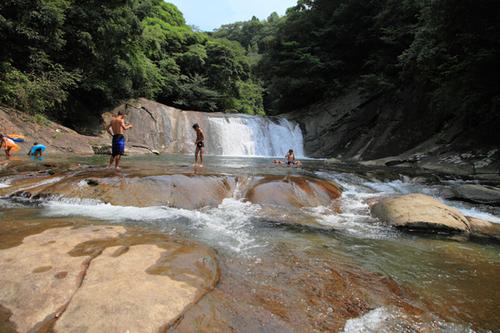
<box><xmin>108</xmin><ymin>155</ymin><xmax>115</xmax><ymax>168</ymax></box>
<box><xmin>194</xmin><ymin>147</ymin><xmax>199</xmax><ymax>164</ymax></box>
<box><xmin>115</xmin><ymin>155</ymin><xmax>122</xmax><ymax>169</ymax></box>
<box><xmin>199</xmin><ymin>148</ymin><xmax>204</xmax><ymax>165</ymax></box>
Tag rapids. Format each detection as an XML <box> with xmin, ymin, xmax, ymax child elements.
<box><xmin>0</xmin><ymin>155</ymin><xmax>499</xmax><ymax>332</ymax></box>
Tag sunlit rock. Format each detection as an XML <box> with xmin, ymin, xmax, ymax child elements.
<box><xmin>371</xmin><ymin>193</ymin><xmax>470</xmax><ymax>233</ymax></box>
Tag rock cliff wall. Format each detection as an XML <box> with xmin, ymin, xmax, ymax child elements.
<box><xmin>288</xmin><ymin>87</ymin><xmax>500</xmax><ymax>169</ymax></box>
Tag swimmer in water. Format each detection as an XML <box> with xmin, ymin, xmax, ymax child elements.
<box><xmin>285</xmin><ymin>149</ymin><xmax>302</xmax><ymax>167</ymax></box>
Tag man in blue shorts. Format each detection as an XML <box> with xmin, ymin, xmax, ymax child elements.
<box><xmin>106</xmin><ymin>111</ymin><xmax>133</xmax><ymax>170</ymax></box>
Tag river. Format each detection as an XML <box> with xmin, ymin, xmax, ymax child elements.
<box><xmin>0</xmin><ymin>155</ymin><xmax>499</xmax><ymax>332</ymax></box>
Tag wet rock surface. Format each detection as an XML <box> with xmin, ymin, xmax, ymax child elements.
<box><xmin>171</xmin><ymin>242</ymin><xmax>422</xmax><ymax>333</ymax></box>
<box><xmin>467</xmin><ymin>216</ymin><xmax>500</xmax><ymax>241</ymax></box>
<box><xmin>0</xmin><ymin>162</ymin><xmax>342</xmax><ymax>211</ymax></box>
<box><xmin>0</xmin><ymin>218</ymin><xmax>218</xmax><ymax>333</ymax></box>
<box><xmin>245</xmin><ymin>175</ymin><xmax>342</xmax><ymax>208</ymax></box>
<box><xmin>1</xmin><ymin>157</ymin><xmax>499</xmax><ymax>332</ymax></box>
<box><xmin>371</xmin><ymin>194</ymin><xmax>471</xmax><ymax>233</ymax></box>
<box><xmin>451</xmin><ymin>184</ymin><xmax>500</xmax><ymax>206</ymax></box>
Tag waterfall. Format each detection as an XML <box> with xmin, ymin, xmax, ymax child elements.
<box><xmin>124</xmin><ymin>99</ymin><xmax>305</xmax><ymax>157</ymax></box>
<box><xmin>206</xmin><ymin>115</ymin><xmax>304</xmax><ymax>157</ymax></box>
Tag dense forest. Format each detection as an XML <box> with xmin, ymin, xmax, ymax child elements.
<box><xmin>0</xmin><ymin>0</ymin><xmax>264</xmax><ymax>122</ymax></box>
<box><xmin>1</xmin><ymin>0</ymin><xmax>499</xmax><ymax>133</ymax></box>
<box><xmin>216</xmin><ymin>0</ymin><xmax>500</xmax><ymax>119</ymax></box>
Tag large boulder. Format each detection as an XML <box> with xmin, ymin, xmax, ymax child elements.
<box><xmin>245</xmin><ymin>175</ymin><xmax>342</xmax><ymax>208</ymax></box>
<box><xmin>466</xmin><ymin>217</ymin><xmax>500</xmax><ymax>241</ymax></box>
<box><xmin>371</xmin><ymin>194</ymin><xmax>470</xmax><ymax>233</ymax></box>
<box><xmin>451</xmin><ymin>184</ymin><xmax>500</xmax><ymax>206</ymax></box>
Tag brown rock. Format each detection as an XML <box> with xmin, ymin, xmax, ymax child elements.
<box><xmin>54</xmin><ymin>244</ymin><xmax>211</xmax><ymax>333</ymax></box>
<box><xmin>371</xmin><ymin>194</ymin><xmax>470</xmax><ymax>233</ymax></box>
<box><xmin>0</xmin><ymin>106</ymin><xmax>101</xmax><ymax>155</ymax></box>
<box><xmin>467</xmin><ymin>216</ymin><xmax>500</xmax><ymax>241</ymax></box>
<box><xmin>246</xmin><ymin>175</ymin><xmax>342</xmax><ymax>208</ymax></box>
<box><xmin>0</xmin><ymin>221</ymin><xmax>219</xmax><ymax>333</ymax></box>
<box><xmin>0</xmin><ymin>226</ymin><xmax>126</xmax><ymax>332</ymax></box>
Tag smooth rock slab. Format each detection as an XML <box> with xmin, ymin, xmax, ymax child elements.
<box><xmin>246</xmin><ymin>175</ymin><xmax>342</xmax><ymax>208</ymax></box>
<box><xmin>452</xmin><ymin>184</ymin><xmax>500</xmax><ymax>206</ymax></box>
<box><xmin>0</xmin><ymin>223</ymin><xmax>219</xmax><ymax>333</ymax></box>
<box><xmin>371</xmin><ymin>193</ymin><xmax>470</xmax><ymax>233</ymax></box>
<box><xmin>0</xmin><ymin>226</ymin><xmax>126</xmax><ymax>332</ymax></box>
<box><xmin>54</xmin><ymin>244</ymin><xmax>205</xmax><ymax>333</ymax></box>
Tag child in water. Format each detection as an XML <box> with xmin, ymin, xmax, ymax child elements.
<box><xmin>286</xmin><ymin>149</ymin><xmax>296</xmax><ymax>165</ymax></box>
<box><xmin>285</xmin><ymin>149</ymin><xmax>302</xmax><ymax>167</ymax></box>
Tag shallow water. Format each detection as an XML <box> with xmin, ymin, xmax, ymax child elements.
<box><xmin>0</xmin><ymin>155</ymin><xmax>499</xmax><ymax>332</ymax></box>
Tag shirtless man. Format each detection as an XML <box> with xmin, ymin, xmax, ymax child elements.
<box><xmin>106</xmin><ymin>111</ymin><xmax>133</xmax><ymax>169</ymax></box>
<box><xmin>192</xmin><ymin>123</ymin><xmax>204</xmax><ymax>166</ymax></box>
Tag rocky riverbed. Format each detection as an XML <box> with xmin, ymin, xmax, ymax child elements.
<box><xmin>0</xmin><ymin>155</ymin><xmax>499</xmax><ymax>332</ymax></box>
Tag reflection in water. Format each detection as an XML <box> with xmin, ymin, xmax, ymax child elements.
<box><xmin>0</xmin><ymin>155</ymin><xmax>498</xmax><ymax>332</ymax></box>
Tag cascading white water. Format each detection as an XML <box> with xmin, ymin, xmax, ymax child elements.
<box><xmin>125</xmin><ymin>99</ymin><xmax>305</xmax><ymax>157</ymax></box>
<box><xmin>206</xmin><ymin>115</ymin><xmax>304</xmax><ymax>157</ymax></box>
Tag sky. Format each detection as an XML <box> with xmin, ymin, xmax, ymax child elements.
<box><xmin>167</xmin><ymin>0</ymin><xmax>298</xmax><ymax>31</ymax></box>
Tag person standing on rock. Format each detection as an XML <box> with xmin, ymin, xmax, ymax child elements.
<box><xmin>106</xmin><ymin>111</ymin><xmax>133</xmax><ymax>170</ymax></box>
<box><xmin>193</xmin><ymin>123</ymin><xmax>204</xmax><ymax>166</ymax></box>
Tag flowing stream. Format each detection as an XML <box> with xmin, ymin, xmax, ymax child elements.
<box><xmin>0</xmin><ymin>155</ymin><xmax>498</xmax><ymax>332</ymax></box>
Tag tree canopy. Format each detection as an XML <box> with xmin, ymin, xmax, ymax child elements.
<box><xmin>1</xmin><ymin>0</ymin><xmax>498</xmax><ymax>127</ymax></box>
<box><xmin>0</xmin><ymin>0</ymin><xmax>265</xmax><ymax>121</ymax></box>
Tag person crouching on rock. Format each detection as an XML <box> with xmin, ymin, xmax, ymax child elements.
<box><xmin>0</xmin><ymin>134</ymin><xmax>20</xmax><ymax>158</ymax></box>
<box><xmin>193</xmin><ymin>123</ymin><xmax>205</xmax><ymax>167</ymax></box>
<box><xmin>27</xmin><ymin>142</ymin><xmax>46</xmax><ymax>160</ymax></box>
<box><xmin>106</xmin><ymin>111</ymin><xmax>133</xmax><ymax>170</ymax></box>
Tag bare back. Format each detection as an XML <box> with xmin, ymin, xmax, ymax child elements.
<box><xmin>109</xmin><ymin>117</ymin><xmax>126</xmax><ymax>135</ymax></box>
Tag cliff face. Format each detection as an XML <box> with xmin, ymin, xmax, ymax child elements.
<box><xmin>289</xmin><ymin>87</ymin><xmax>500</xmax><ymax>166</ymax></box>
<box><xmin>103</xmin><ymin>98</ymin><xmax>303</xmax><ymax>157</ymax></box>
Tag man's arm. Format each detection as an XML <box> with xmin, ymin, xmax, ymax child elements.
<box><xmin>121</xmin><ymin>120</ymin><xmax>133</xmax><ymax>130</ymax></box>
<box><xmin>106</xmin><ymin>122</ymin><xmax>113</xmax><ymax>136</ymax></box>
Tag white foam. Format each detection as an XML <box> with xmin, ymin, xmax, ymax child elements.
<box><xmin>319</xmin><ymin>171</ymin><xmax>500</xmax><ymax>227</ymax></box>
<box><xmin>444</xmin><ymin>201</ymin><xmax>500</xmax><ymax>224</ymax></box>
<box><xmin>15</xmin><ymin>177</ymin><xmax>63</xmax><ymax>192</ymax></box>
<box><xmin>42</xmin><ymin>197</ymin><xmax>263</xmax><ymax>254</ymax></box>
<box><xmin>342</xmin><ymin>307</ymin><xmax>394</xmax><ymax>333</ymax></box>
<box><xmin>0</xmin><ymin>182</ymin><xmax>10</xmax><ymax>189</ymax></box>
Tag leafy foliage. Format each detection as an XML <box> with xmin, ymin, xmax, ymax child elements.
<box><xmin>0</xmin><ymin>0</ymin><xmax>264</xmax><ymax>120</ymax></box>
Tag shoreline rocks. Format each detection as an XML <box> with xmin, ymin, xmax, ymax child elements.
<box><xmin>450</xmin><ymin>184</ymin><xmax>500</xmax><ymax>206</ymax></box>
<box><xmin>371</xmin><ymin>194</ymin><xmax>470</xmax><ymax>233</ymax></box>
<box><xmin>371</xmin><ymin>193</ymin><xmax>499</xmax><ymax>241</ymax></box>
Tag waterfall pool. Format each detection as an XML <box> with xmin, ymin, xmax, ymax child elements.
<box><xmin>0</xmin><ymin>155</ymin><xmax>498</xmax><ymax>332</ymax></box>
